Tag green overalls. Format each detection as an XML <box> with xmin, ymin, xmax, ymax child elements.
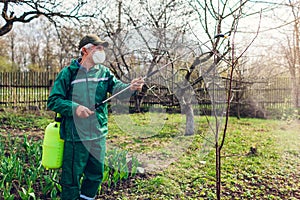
<box><xmin>47</xmin><ymin>59</ymin><xmax>131</xmax><ymax>199</ymax></box>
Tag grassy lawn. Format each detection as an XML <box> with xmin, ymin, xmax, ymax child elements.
<box><xmin>0</xmin><ymin>110</ymin><xmax>299</xmax><ymax>199</ymax></box>
<box><xmin>104</xmin><ymin>113</ymin><xmax>300</xmax><ymax>200</ymax></box>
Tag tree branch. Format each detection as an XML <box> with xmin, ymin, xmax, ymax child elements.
<box><xmin>0</xmin><ymin>0</ymin><xmax>92</xmax><ymax>36</ymax></box>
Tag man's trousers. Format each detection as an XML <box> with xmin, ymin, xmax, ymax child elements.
<box><xmin>60</xmin><ymin>138</ymin><xmax>106</xmax><ymax>200</ymax></box>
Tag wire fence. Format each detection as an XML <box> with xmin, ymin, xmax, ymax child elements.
<box><xmin>0</xmin><ymin>72</ymin><xmax>295</xmax><ymax>117</ymax></box>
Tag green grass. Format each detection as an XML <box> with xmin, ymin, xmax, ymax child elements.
<box><xmin>0</xmin><ymin>110</ymin><xmax>299</xmax><ymax>199</ymax></box>
<box><xmin>106</xmin><ymin>115</ymin><xmax>300</xmax><ymax>199</ymax></box>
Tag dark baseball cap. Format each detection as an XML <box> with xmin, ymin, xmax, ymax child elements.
<box><xmin>78</xmin><ymin>34</ymin><xmax>109</xmax><ymax>50</ymax></box>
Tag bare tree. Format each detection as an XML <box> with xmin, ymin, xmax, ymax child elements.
<box><xmin>97</xmin><ymin>0</ymin><xmax>190</xmax><ymax>112</ymax></box>
<box><xmin>97</xmin><ymin>0</ymin><xmax>263</xmax><ymax>137</ymax></box>
<box><xmin>187</xmin><ymin>1</ymin><xmax>263</xmax><ymax>199</ymax></box>
<box><xmin>182</xmin><ymin>0</ymin><xmax>246</xmax><ymax>137</ymax></box>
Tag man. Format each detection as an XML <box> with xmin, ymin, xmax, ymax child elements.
<box><xmin>47</xmin><ymin>34</ymin><xmax>144</xmax><ymax>200</ymax></box>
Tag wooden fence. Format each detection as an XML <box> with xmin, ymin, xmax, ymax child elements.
<box><xmin>0</xmin><ymin>72</ymin><xmax>294</xmax><ymax>117</ymax></box>
<box><xmin>231</xmin><ymin>77</ymin><xmax>293</xmax><ymax>118</ymax></box>
<box><xmin>0</xmin><ymin>72</ymin><xmax>56</xmax><ymax>110</ymax></box>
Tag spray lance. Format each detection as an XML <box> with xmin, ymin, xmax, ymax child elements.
<box><xmin>41</xmin><ymin>33</ymin><xmax>228</xmax><ymax>170</ymax></box>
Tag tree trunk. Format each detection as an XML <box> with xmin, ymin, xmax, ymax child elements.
<box><xmin>216</xmin><ymin>145</ymin><xmax>221</xmax><ymax>200</ymax></box>
<box><xmin>292</xmin><ymin>5</ymin><xmax>300</xmax><ymax>110</ymax></box>
<box><xmin>184</xmin><ymin>104</ymin><xmax>194</xmax><ymax>136</ymax></box>
<box><xmin>291</xmin><ymin>75</ymin><xmax>299</xmax><ymax>108</ymax></box>
<box><xmin>134</xmin><ymin>93</ymin><xmax>141</xmax><ymax>113</ymax></box>
<box><xmin>297</xmin><ymin>76</ymin><xmax>300</xmax><ymax>109</ymax></box>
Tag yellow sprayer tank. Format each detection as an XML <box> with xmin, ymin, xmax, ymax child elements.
<box><xmin>42</xmin><ymin>114</ymin><xmax>64</xmax><ymax>169</ymax></box>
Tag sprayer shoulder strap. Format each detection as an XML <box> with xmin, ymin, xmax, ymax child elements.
<box><xmin>55</xmin><ymin>66</ymin><xmax>79</xmax><ymax>121</ymax></box>
<box><xmin>66</xmin><ymin>66</ymin><xmax>79</xmax><ymax>96</ymax></box>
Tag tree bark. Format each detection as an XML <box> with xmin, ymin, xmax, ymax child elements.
<box><xmin>134</xmin><ymin>92</ymin><xmax>141</xmax><ymax>113</ymax></box>
<box><xmin>216</xmin><ymin>145</ymin><xmax>221</xmax><ymax>200</ymax></box>
<box><xmin>184</xmin><ymin>103</ymin><xmax>194</xmax><ymax>136</ymax></box>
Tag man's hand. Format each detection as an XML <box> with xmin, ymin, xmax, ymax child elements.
<box><xmin>76</xmin><ymin>105</ymin><xmax>94</xmax><ymax>118</ymax></box>
<box><xmin>130</xmin><ymin>78</ymin><xmax>144</xmax><ymax>91</ymax></box>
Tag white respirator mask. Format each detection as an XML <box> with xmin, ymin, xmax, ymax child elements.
<box><xmin>92</xmin><ymin>50</ymin><xmax>106</xmax><ymax>64</ymax></box>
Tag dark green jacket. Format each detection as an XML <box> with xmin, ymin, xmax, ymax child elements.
<box><xmin>47</xmin><ymin>59</ymin><xmax>131</xmax><ymax>141</ymax></box>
